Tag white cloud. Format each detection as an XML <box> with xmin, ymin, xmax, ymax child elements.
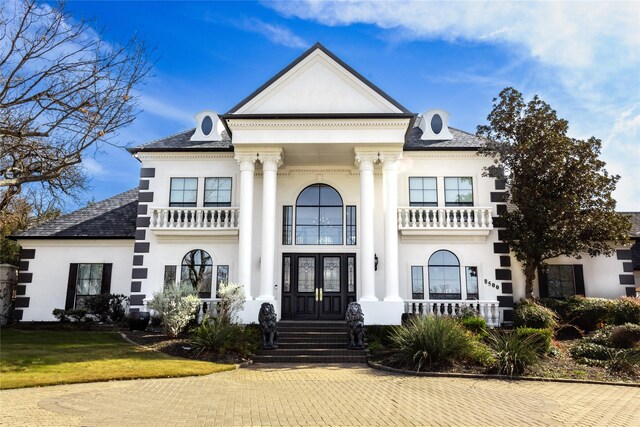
<box><xmin>138</xmin><ymin>93</ymin><xmax>193</xmax><ymax>127</ymax></box>
<box><xmin>266</xmin><ymin>0</ymin><xmax>640</xmax><ymax>209</ymax></box>
<box><xmin>236</xmin><ymin>17</ymin><xmax>308</xmax><ymax>49</ymax></box>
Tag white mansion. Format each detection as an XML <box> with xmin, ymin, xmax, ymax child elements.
<box><xmin>13</xmin><ymin>44</ymin><xmax>636</xmax><ymax>324</ymax></box>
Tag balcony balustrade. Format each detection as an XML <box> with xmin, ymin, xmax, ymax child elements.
<box><xmin>149</xmin><ymin>207</ymin><xmax>239</xmax><ymax>235</ymax></box>
<box><xmin>404</xmin><ymin>299</ymin><xmax>500</xmax><ymax>327</ymax></box>
<box><xmin>397</xmin><ymin>207</ymin><xmax>493</xmax><ymax>237</ymax></box>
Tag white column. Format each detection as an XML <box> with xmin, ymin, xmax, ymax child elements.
<box><xmin>235</xmin><ymin>153</ymin><xmax>257</xmax><ymax>299</ymax></box>
<box><xmin>355</xmin><ymin>152</ymin><xmax>378</xmax><ymax>301</ymax></box>
<box><xmin>257</xmin><ymin>151</ymin><xmax>282</xmax><ymax>301</ymax></box>
<box><xmin>381</xmin><ymin>152</ymin><xmax>402</xmax><ymax>302</ymax></box>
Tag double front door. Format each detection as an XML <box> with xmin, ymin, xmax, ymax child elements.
<box><xmin>281</xmin><ymin>253</ymin><xmax>356</xmax><ymax>320</ymax></box>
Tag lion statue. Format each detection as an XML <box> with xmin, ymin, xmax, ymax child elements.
<box><xmin>345</xmin><ymin>302</ymin><xmax>365</xmax><ymax>350</ymax></box>
<box><xmin>258</xmin><ymin>302</ymin><xmax>278</xmax><ymax>350</ymax></box>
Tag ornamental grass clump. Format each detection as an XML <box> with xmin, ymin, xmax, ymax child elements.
<box><xmin>485</xmin><ymin>329</ymin><xmax>544</xmax><ymax>376</ymax></box>
<box><xmin>148</xmin><ymin>281</ymin><xmax>200</xmax><ymax>337</ymax></box>
<box><xmin>388</xmin><ymin>315</ymin><xmax>476</xmax><ymax>371</ymax></box>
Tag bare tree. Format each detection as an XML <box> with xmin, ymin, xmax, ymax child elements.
<box><xmin>0</xmin><ymin>0</ymin><xmax>151</xmax><ymax>211</ymax></box>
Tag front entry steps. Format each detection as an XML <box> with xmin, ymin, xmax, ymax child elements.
<box><xmin>252</xmin><ymin>320</ymin><xmax>367</xmax><ymax>363</ymax></box>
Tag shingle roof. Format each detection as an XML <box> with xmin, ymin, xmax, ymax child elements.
<box><xmin>129</xmin><ymin>128</ymin><xmax>233</xmax><ymax>153</ymax></box>
<box><xmin>404</xmin><ymin>117</ymin><xmax>485</xmax><ymax>150</ymax></box>
<box><xmin>14</xmin><ymin>188</ymin><xmax>139</xmax><ymax>239</ymax></box>
<box><xmin>623</xmin><ymin>212</ymin><xmax>640</xmax><ymax>238</ymax></box>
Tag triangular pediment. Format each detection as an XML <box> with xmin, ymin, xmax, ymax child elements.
<box><xmin>227</xmin><ymin>43</ymin><xmax>410</xmax><ymax>115</ymax></box>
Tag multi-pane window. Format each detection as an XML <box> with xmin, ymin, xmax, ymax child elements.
<box><xmin>411</xmin><ymin>266</ymin><xmax>424</xmax><ymax>299</ymax></box>
<box><xmin>181</xmin><ymin>249</ymin><xmax>213</xmax><ymax>298</ymax></box>
<box><xmin>409</xmin><ymin>177</ymin><xmax>438</xmax><ymax>206</ymax></box>
<box><xmin>76</xmin><ymin>264</ymin><xmax>103</xmax><ymax>307</ymax></box>
<box><xmin>465</xmin><ymin>266</ymin><xmax>479</xmax><ymax>300</ymax></box>
<box><xmin>295</xmin><ymin>184</ymin><xmax>343</xmax><ymax>245</ymax></box>
<box><xmin>346</xmin><ymin>206</ymin><xmax>356</xmax><ymax>245</ymax></box>
<box><xmin>444</xmin><ymin>177</ymin><xmax>473</xmax><ymax>206</ymax></box>
<box><xmin>282</xmin><ymin>206</ymin><xmax>293</xmax><ymax>245</ymax></box>
<box><xmin>547</xmin><ymin>265</ymin><xmax>575</xmax><ymax>298</ymax></box>
<box><xmin>204</xmin><ymin>178</ymin><xmax>232</xmax><ymax>207</ymax></box>
<box><xmin>428</xmin><ymin>250</ymin><xmax>461</xmax><ymax>299</ymax></box>
<box><xmin>170</xmin><ymin>178</ymin><xmax>198</xmax><ymax>207</ymax></box>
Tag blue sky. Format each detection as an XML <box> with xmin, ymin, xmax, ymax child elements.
<box><xmin>50</xmin><ymin>1</ymin><xmax>639</xmax><ymax>210</ymax></box>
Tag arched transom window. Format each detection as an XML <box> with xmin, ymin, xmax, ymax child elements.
<box><xmin>428</xmin><ymin>250</ymin><xmax>461</xmax><ymax>299</ymax></box>
<box><xmin>295</xmin><ymin>184</ymin><xmax>343</xmax><ymax>245</ymax></box>
<box><xmin>181</xmin><ymin>249</ymin><xmax>213</xmax><ymax>297</ymax></box>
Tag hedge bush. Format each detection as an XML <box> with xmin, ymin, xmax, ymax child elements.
<box><xmin>569</xmin><ymin>342</ymin><xmax>611</xmax><ymax>361</ymax></box>
<box><xmin>554</xmin><ymin>324</ymin><xmax>584</xmax><ymax>341</ymax></box>
<box><xmin>514</xmin><ymin>299</ymin><xmax>558</xmax><ymax>329</ymax></box>
<box><xmin>83</xmin><ymin>293</ymin><xmax>129</xmax><ymax>323</ymax></box>
<box><xmin>609</xmin><ymin>297</ymin><xmax>640</xmax><ymax>325</ymax></box>
<box><xmin>608</xmin><ymin>323</ymin><xmax>640</xmax><ymax>349</ymax></box>
<box><xmin>461</xmin><ymin>316</ymin><xmax>487</xmax><ymax>338</ymax></box>
<box><xmin>564</xmin><ymin>296</ymin><xmax>612</xmax><ymax>332</ymax></box>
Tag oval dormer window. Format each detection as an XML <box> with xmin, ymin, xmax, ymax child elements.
<box><xmin>201</xmin><ymin>115</ymin><xmax>213</xmax><ymax>136</ymax></box>
<box><xmin>430</xmin><ymin>114</ymin><xmax>443</xmax><ymax>134</ymax></box>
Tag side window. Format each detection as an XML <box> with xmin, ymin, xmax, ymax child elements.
<box><xmin>547</xmin><ymin>265</ymin><xmax>575</xmax><ymax>298</ymax></box>
<box><xmin>409</xmin><ymin>177</ymin><xmax>437</xmax><ymax>206</ymax></box>
<box><xmin>282</xmin><ymin>206</ymin><xmax>293</xmax><ymax>245</ymax></box>
<box><xmin>346</xmin><ymin>205</ymin><xmax>357</xmax><ymax>245</ymax></box>
<box><xmin>170</xmin><ymin>178</ymin><xmax>198</xmax><ymax>207</ymax></box>
<box><xmin>444</xmin><ymin>177</ymin><xmax>473</xmax><ymax>206</ymax></box>
<box><xmin>411</xmin><ymin>266</ymin><xmax>424</xmax><ymax>299</ymax></box>
<box><xmin>465</xmin><ymin>266</ymin><xmax>479</xmax><ymax>300</ymax></box>
<box><xmin>216</xmin><ymin>265</ymin><xmax>229</xmax><ymax>289</ymax></box>
<box><xmin>204</xmin><ymin>177</ymin><xmax>232</xmax><ymax>207</ymax></box>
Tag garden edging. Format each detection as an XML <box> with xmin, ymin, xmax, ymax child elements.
<box><xmin>367</xmin><ymin>360</ymin><xmax>640</xmax><ymax>387</ymax></box>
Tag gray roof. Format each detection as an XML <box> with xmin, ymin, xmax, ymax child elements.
<box><xmin>14</xmin><ymin>188</ymin><xmax>139</xmax><ymax>239</ymax></box>
<box><xmin>404</xmin><ymin>117</ymin><xmax>485</xmax><ymax>150</ymax></box>
<box><xmin>130</xmin><ymin>119</ymin><xmax>483</xmax><ymax>153</ymax></box>
<box><xmin>622</xmin><ymin>212</ymin><xmax>640</xmax><ymax>239</ymax></box>
<box><xmin>129</xmin><ymin>128</ymin><xmax>232</xmax><ymax>153</ymax></box>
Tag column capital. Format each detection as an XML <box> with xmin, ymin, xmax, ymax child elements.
<box><xmin>355</xmin><ymin>152</ymin><xmax>378</xmax><ymax>171</ymax></box>
<box><xmin>379</xmin><ymin>151</ymin><xmax>403</xmax><ymax>169</ymax></box>
<box><xmin>258</xmin><ymin>152</ymin><xmax>283</xmax><ymax>171</ymax></box>
<box><xmin>235</xmin><ymin>153</ymin><xmax>257</xmax><ymax>171</ymax></box>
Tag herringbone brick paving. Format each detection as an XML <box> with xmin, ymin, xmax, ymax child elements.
<box><xmin>1</xmin><ymin>364</ymin><xmax>638</xmax><ymax>426</ymax></box>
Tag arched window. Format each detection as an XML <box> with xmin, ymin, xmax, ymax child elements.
<box><xmin>428</xmin><ymin>250</ymin><xmax>461</xmax><ymax>299</ymax></box>
<box><xmin>181</xmin><ymin>249</ymin><xmax>213</xmax><ymax>297</ymax></box>
<box><xmin>295</xmin><ymin>184</ymin><xmax>343</xmax><ymax>245</ymax></box>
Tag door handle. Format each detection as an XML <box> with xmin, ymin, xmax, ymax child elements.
<box><xmin>315</xmin><ymin>288</ymin><xmax>319</xmax><ymax>301</ymax></box>
<box><xmin>319</xmin><ymin>288</ymin><xmax>323</xmax><ymax>300</ymax></box>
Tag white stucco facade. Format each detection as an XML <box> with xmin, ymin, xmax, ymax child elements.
<box><xmin>14</xmin><ymin>44</ymin><xmax>636</xmax><ymax>324</ymax></box>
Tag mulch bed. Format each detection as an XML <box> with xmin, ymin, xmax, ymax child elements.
<box><xmin>122</xmin><ymin>328</ymin><xmax>250</xmax><ymax>365</ymax></box>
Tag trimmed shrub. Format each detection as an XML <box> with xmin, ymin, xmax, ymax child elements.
<box><xmin>514</xmin><ymin>299</ymin><xmax>558</xmax><ymax>329</ymax></box>
<box><xmin>538</xmin><ymin>298</ymin><xmax>570</xmax><ymax>321</ymax></box>
<box><xmin>52</xmin><ymin>308</ymin><xmax>87</xmax><ymax>322</ymax></box>
<box><xmin>609</xmin><ymin>297</ymin><xmax>640</xmax><ymax>326</ymax></box>
<box><xmin>515</xmin><ymin>327</ymin><xmax>552</xmax><ymax>354</ymax></box>
<box><xmin>608</xmin><ymin>323</ymin><xmax>640</xmax><ymax>349</ymax></box>
<box><xmin>52</xmin><ymin>308</ymin><xmax>69</xmax><ymax>322</ymax></box>
<box><xmin>148</xmin><ymin>281</ymin><xmax>201</xmax><ymax>337</ymax></box>
<box><xmin>554</xmin><ymin>324</ymin><xmax>584</xmax><ymax>341</ymax></box>
<box><xmin>83</xmin><ymin>293</ymin><xmax>129</xmax><ymax>323</ymax></box>
<box><xmin>485</xmin><ymin>329</ymin><xmax>543</xmax><ymax>376</ymax></box>
<box><xmin>569</xmin><ymin>342</ymin><xmax>611</xmax><ymax>361</ymax></box>
<box><xmin>461</xmin><ymin>316</ymin><xmax>487</xmax><ymax>338</ymax></box>
<box><xmin>388</xmin><ymin>316</ymin><xmax>476</xmax><ymax>371</ymax></box>
<box><xmin>564</xmin><ymin>296</ymin><xmax>612</xmax><ymax>332</ymax></box>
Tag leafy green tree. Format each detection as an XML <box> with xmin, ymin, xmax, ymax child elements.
<box><xmin>477</xmin><ymin>87</ymin><xmax>630</xmax><ymax>298</ymax></box>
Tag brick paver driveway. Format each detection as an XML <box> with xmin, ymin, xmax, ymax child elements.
<box><xmin>1</xmin><ymin>364</ymin><xmax>639</xmax><ymax>426</ymax></box>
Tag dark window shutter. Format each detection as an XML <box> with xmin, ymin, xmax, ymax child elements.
<box><xmin>538</xmin><ymin>266</ymin><xmax>549</xmax><ymax>298</ymax></box>
<box><xmin>66</xmin><ymin>264</ymin><xmax>79</xmax><ymax>309</ymax></box>
<box><xmin>101</xmin><ymin>263</ymin><xmax>113</xmax><ymax>295</ymax></box>
<box><xmin>573</xmin><ymin>265</ymin><xmax>585</xmax><ymax>296</ymax></box>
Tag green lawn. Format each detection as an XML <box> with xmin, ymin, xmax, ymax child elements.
<box><xmin>0</xmin><ymin>329</ymin><xmax>235</xmax><ymax>389</ymax></box>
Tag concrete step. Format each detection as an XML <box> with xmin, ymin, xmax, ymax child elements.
<box><xmin>277</xmin><ymin>341</ymin><xmax>348</xmax><ymax>349</ymax></box>
<box><xmin>253</xmin><ymin>354</ymin><xmax>367</xmax><ymax>364</ymax></box>
<box><xmin>259</xmin><ymin>348</ymin><xmax>359</xmax><ymax>356</ymax></box>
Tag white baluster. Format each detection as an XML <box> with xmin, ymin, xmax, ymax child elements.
<box><xmin>487</xmin><ymin>210</ymin><xmax>493</xmax><ymax>228</ymax></box>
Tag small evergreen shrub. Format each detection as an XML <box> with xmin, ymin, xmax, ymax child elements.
<box><xmin>564</xmin><ymin>296</ymin><xmax>612</xmax><ymax>332</ymax></box>
<box><xmin>583</xmin><ymin>325</ymin><xmax>613</xmax><ymax>346</ymax></box>
<box><xmin>608</xmin><ymin>323</ymin><xmax>640</xmax><ymax>349</ymax></box>
<box><xmin>514</xmin><ymin>299</ymin><xmax>558</xmax><ymax>329</ymax></box>
<box><xmin>388</xmin><ymin>316</ymin><xmax>475</xmax><ymax>371</ymax></box>
<box><xmin>538</xmin><ymin>298</ymin><xmax>570</xmax><ymax>321</ymax></box>
<box><xmin>461</xmin><ymin>316</ymin><xmax>487</xmax><ymax>338</ymax></box>
<box><xmin>514</xmin><ymin>327</ymin><xmax>552</xmax><ymax>354</ymax></box>
<box><xmin>485</xmin><ymin>329</ymin><xmax>543</xmax><ymax>376</ymax></box>
<box><xmin>52</xmin><ymin>308</ymin><xmax>69</xmax><ymax>322</ymax></box>
<box><xmin>83</xmin><ymin>293</ymin><xmax>129</xmax><ymax>323</ymax></box>
<box><xmin>52</xmin><ymin>308</ymin><xmax>87</xmax><ymax>322</ymax></box>
<box><xmin>190</xmin><ymin>319</ymin><xmax>260</xmax><ymax>356</ymax></box>
<box><xmin>609</xmin><ymin>297</ymin><xmax>640</xmax><ymax>325</ymax></box>
<box><xmin>554</xmin><ymin>324</ymin><xmax>584</xmax><ymax>341</ymax></box>
<box><xmin>148</xmin><ymin>281</ymin><xmax>201</xmax><ymax>337</ymax></box>
<box><xmin>569</xmin><ymin>342</ymin><xmax>611</xmax><ymax>361</ymax></box>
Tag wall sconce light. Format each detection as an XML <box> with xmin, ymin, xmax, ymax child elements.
<box><xmin>374</xmin><ymin>254</ymin><xmax>379</xmax><ymax>271</ymax></box>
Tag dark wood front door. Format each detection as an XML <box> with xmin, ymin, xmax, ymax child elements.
<box><xmin>281</xmin><ymin>253</ymin><xmax>356</xmax><ymax>320</ymax></box>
